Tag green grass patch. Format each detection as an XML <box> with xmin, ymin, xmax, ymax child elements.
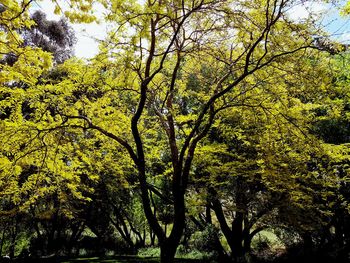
<box><xmin>61</xmin><ymin>255</ymin><xmax>206</xmax><ymax>263</ymax></box>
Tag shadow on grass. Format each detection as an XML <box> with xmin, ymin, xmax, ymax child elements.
<box><xmin>12</xmin><ymin>256</ymin><xmax>207</xmax><ymax>263</ymax></box>
<box><xmin>63</xmin><ymin>256</ymin><xmax>159</xmax><ymax>263</ymax></box>
<box><xmin>62</xmin><ymin>256</ymin><xmax>201</xmax><ymax>263</ymax></box>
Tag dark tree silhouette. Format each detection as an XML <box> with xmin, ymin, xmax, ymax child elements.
<box><xmin>24</xmin><ymin>10</ymin><xmax>76</xmax><ymax>63</ymax></box>
<box><xmin>1</xmin><ymin>10</ymin><xmax>76</xmax><ymax>65</ymax></box>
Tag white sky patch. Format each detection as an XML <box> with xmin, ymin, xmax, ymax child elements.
<box><xmin>336</xmin><ymin>31</ymin><xmax>350</xmax><ymax>42</ymax></box>
<box><xmin>31</xmin><ymin>0</ymin><xmax>108</xmax><ymax>59</ymax></box>
<box><xmin>287</xmin><ymin>1</ymin><xmax>328</xmax><ymax>21</ymax></box>
<box><xmin>287</xmin><ymin>1</ymin><xmax>350</xmax><ymax>44</ymax></box>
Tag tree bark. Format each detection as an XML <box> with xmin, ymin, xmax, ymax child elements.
<box><xmin>231</xmin><ymin>212</ymin><xmax>244</xmax><ymax>258</ymax></box>
<box><xmin>0</xmin><ymin>224</ymin><xmax>7</xmax><ymax>257</ymax></box>
<box><xmin>9</xmin><ymin>219</ymin><xmax>18</xmax><ymax>258</ymax></box>
<box><xmin>150</xmin><ymin>229</ymin><xmax>156</xmax><ymax>246</ymax></box>
<box><xmin>210</xmin><ymin>190</ymin><xmax>247</xmax><ymax>260</ymax></box>
<box><xmin>160</xmin><ymin>239</ymin><xmax>178</xmax><ymax>263</ymax></box>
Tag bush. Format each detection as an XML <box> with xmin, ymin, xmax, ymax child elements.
<box><xmin>189</xmin><ymin>225</ymin><xmax>221</xmax><ymax>252</ymax></box>
<box><xmin>137</xmin><ymin>247</ymin><xmax>160</xmax><ymax>257</ymax></box>
<box><xmin>176</xmin><ymin>247</ymin><xmax>215</xmax><ymax>260</ymax></box>
<box><xmin>137</xmin><ymin>245</ymin><xmax>215</xmax><ymax>260</ymax></box>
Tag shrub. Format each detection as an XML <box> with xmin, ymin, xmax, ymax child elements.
<box><xmin>189</xmin><ymin>225</ymin><xmax>221</xmax><ymax>252</ymax></box>
<box><xmin>137</xmin><ymin>247</ymin><xmax>160</xmax><ymax>257</ymax></box>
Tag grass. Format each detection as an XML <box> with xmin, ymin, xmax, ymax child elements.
<box><xmin>13</xmin><ymin>255</ymin><xmax>207</xmax><ymax>263</ymax></box>
<box><xmin>137</xmin><ymin>246</ymin><xmax>215</xmax><ymax>261</ymax></box>
<box><xmin>63</xmin><ymin>256</ymin><xmax>207</xmax><ymax>263</ymax></box>
<box><xmin>61</xmin><ymin>256</ymin><xmax>160</xmax><ymax>263</ymax></box>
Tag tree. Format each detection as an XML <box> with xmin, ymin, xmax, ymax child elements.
<box><xmin>190</xmin><ymin>67</ymin><xmax>326</xmax><ymax>259</ymax></box>
<box><xmin>303</xmin><ymin>53</ymin><xmax>350</xmax><ymax>260</ymax></box>
<box><xmin>1</xmin><ymin>0</ymin><xmax>335</xmax><ymax>262</ymax></box>
<box><xmin>1</xmin><ymin>6</ymin><xmax>85</xmax><ymax>254</ymax></box>
<box><xmin>24</xmin><ymin>10</ymin><xmax>76</xmax><ymax>64</ymax></box>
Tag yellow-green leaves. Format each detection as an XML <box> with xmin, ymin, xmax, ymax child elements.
<box><xmin>0</xmin><ymin>1</ymin><xmax>53</xmax><ymax>84</ymax></box>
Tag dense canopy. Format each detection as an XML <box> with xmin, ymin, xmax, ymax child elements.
<box><xmin>0</xmin><ymin>0</ymin><xmax>349</xmax><ymax>263</ymax></box>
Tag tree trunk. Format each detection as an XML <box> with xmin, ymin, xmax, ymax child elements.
<box><xmin>158</xmin><ymin>180</ymin><xmax>186</xmax><ymax>263</ymax></box>
<box><xmin>160</xmin><ymin>239</ymin><xmax>178</xmax><ymax>263</ymax></box>
<box><xmin>0</xmin><ymin>224</ymin><xmax>7</xmax><ymax>257</ymax></box>
<box><xmin>150</xmin><ymin>229</ymin><xmax>156</xmax><ymax>246</ymax></box>
<box><xmin>231</xmin><ymin>212</ymin><xmax>244</xmax><ymax>258</ymax></box>
<box><xmin>205</xmin><ymin>201</ymin><xmax>212</xmax><ymax>224</ymax></box>
<box><xmin>9</xmin><ymin>224</ymin><xmax>18</xmax><ymax>258</ymax></box>
<box><xmin>210</xmin><ymin>191</ymin><xmax>246</xmax><ymax>260</ymax></box>
<box><xmin>243</xmin><ymin>234</ymin><xmax>252</xmax><ymax>254</ymax></box>
<box><xmin>68</xmin><ymin>222</ymin><xmax>85</xmax><ymax>256</ymax></box>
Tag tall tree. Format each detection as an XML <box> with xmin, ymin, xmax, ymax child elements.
<box><xmin>1</xmin><ymin>0</ymin><xmax>335</xmax><ymax>261</ymax></box>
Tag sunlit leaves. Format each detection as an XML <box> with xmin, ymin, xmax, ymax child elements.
<box><xmin>1</xmin><ymin>0</ymin><xmax>349</xmax><ymax>249</ymax></box>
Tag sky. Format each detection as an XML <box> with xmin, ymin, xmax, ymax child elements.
<box><xmin>285</xmin><ymin>1</ymin><xmax>350</xmax><ymax>42</ymax></box>
<box><xmin>313</xmin><ymin>1</ymin><xmax>350</xmax><ymax>42</ymax></box>
<box><xmin>31</xmin><ymin>0</ymin><xmax>350</xmax><ymax>59</ymax></box>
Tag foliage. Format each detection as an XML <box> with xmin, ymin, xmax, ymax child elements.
<box><xmin>1</xmin><ymin>0</ymin><xmax>350</xmax><ymax>262</ymax></box>
<box><xmin>137</xmin><ymin>247</ymin><xmax>160</xmax><ymax>258</ymax></box>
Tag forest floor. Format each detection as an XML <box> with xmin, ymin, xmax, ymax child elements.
<box><xmin>9</xmin><ymin>256</ymin><xmax>207</xmax><ymax>263</ymax></box>
<box><xmin>63</xmin><ymin>256</ymin><xmax>205</xmax><ymax>263</ymax></box>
